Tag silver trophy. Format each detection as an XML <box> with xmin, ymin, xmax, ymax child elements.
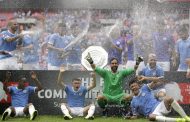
<box><xmin>81</xmin><ymin>46</ymin><xmax>108</xmax><ymax>71</ymax></box>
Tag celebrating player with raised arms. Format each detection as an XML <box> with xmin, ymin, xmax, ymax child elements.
<box><xmin>85</xmin><ymin>53</ymin><xmax>143</xmax><ymax>116</ymax></box>
<box><xmin>57</xmin><ymin>66</ymin><xmax>96</xmax><ymax>120</ymax></box>
<box><xmin>1</xmin><ymin>71</ymin><xmax>43</xmax><ymax>121</ymax></box>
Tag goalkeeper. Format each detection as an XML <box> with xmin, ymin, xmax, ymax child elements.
<box><xmin>85</xmin><ymin>53</ymin><xmax>143</xmax><ymax>116</ymax></box>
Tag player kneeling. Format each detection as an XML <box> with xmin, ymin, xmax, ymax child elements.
<box><xmin>57</xmin><ymin>66</ymin><xmax>96</xmax><ymax>120</ymax></box>
<box><xmin>1</xmin><ymin>72</ymin><xmax>43</xmax><ymax>121</ymax></box>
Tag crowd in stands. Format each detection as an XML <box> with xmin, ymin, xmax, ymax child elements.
<box><xmin>0</xmin><ymin>9</ymin><xmax>189</xmax><ymax>71</ymax></box>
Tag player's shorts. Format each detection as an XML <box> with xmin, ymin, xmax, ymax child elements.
<box><xmin>69</xmin><ymin>107</ymin><xmax>84</xmax><ymax>116</ymax></box>
<box><xmin>151</xmin><ymin>101</ymin><xmax>171</xmax><ymax>116</ymax></box>
<box><xmin>103</xmin><ymin>93</ymin><xmax>124</xmax><ymax>104</ymax></box>
<box><xmin>14</xmin><ymin>107</ymin><xmax>25</xmax><ymax>117</ymax></box>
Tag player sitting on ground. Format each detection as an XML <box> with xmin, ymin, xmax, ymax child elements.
<box><xmin>57</xmin><ymin>66</ymin><xmax>96</xmax><ymax>120</ymax></box>
<box><xmin>85</xmin><ymin>53</ymin><xmax>143</xmax><ymax>116</ymax></box>
<box><xmin>1</xmin><ymin>71</ymin><xmax>43</xmax><ymax>121</ymax></box>
<box><xmin>128</xmin><ymin>76</ymin><xmax>190</xmax><ymax>122</ymax></box>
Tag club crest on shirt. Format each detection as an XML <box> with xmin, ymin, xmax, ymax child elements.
<box><xmin>79</xmin><ymin>92</ymin><xmax>82</xmax><ymax>96</ymax></box>
<box><xmin>141</xmin><ymin>92</ymin><xmax>146</xmax><ymax>96</ymax></box>
<box><xmin>23</xmin><ymin>90</ymin><xmax>28</xmax><ymax>93</ymax></box>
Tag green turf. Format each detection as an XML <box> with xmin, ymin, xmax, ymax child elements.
<box><xmin>1</xmin><ymin>115</ymin><xmax>148</xmax><ymax>122</ymax></box>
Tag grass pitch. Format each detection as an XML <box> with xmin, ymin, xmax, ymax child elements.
<box><xmin>1</xmin><ymin>115</ymin><xmax>148</xmax><ymax>122</ymax></box>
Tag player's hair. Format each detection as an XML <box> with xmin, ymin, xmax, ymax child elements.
<box><xmin>129</xmin><ymin>77</ymin><xmax>139</xmax><ymax>87</ymax></box>
<box><xmin>109</xmin><ymin>57</ymin><xmax>119</xmax><ymax>64</ymax></box>
<box><xmin>18</xmin><ymin>75</ymin><xmax>27</xmax><ymax>82</ymax></box>
<box><xmin>148</xmin><ymin>53</ymin><xmax>157</xmax><ymax>60</ymax></box>
<box><xmin>72</xmin><ymin>78</ymin><xmax>81</xmax><ymax>82</ymax></box>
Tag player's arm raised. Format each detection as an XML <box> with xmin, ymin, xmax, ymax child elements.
<box><xmin>85</xmin><ymin>52</ymin><xmax>96</xmax><ymax>70</ymax></box>
<box><xmin>30</xmin><ymin>71</ymin><xmax>43</xmax><ymax>92</ymax></box>
<box><xmin>87</xmin><ymin>72</ymin><xmax>96</xmax><ymax>91</ymax></box>
<box><xmin>3</xmin><ymin>71</ymin><xmax>12</xmax><ymax>93</ymax></box>
<box><xmin>134</xmin><ymin>55</ymin><xmax>143</xmax><ymax>71</ymax></box>
<box><xmin>3</xmin><ymin>81</ymin><xmax>9</xmax><ymax>93</ymax></box>
<box><xmin>57</xmin><ymin>66</ymin><xmax>66</xmax><ymax>89</ymax></box>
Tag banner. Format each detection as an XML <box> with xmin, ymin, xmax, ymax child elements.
<box><xmin>178</xmin><ymin>83</ymin><xmax>190</xmax><ymax>104</ymax></box>
<box><xmin>0</xmin><ymin>71</ymin><xmax>189</xmax><ymax>115</ymax></box>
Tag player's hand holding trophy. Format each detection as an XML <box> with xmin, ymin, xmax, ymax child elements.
<box><xmin>135</xmin><ymin>54</ymin><xmax>143</xmax><ymax>66</ymax></box>
<box><xmin>85</xmin><ymin>52</ymin><xmax>94</xmax><ymax>64</ymax></box>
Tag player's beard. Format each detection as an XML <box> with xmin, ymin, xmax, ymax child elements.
<box><xmin>111</xmin><ymin>66</ymin><xmax>118</xmax><ymax>73</ymax></box>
